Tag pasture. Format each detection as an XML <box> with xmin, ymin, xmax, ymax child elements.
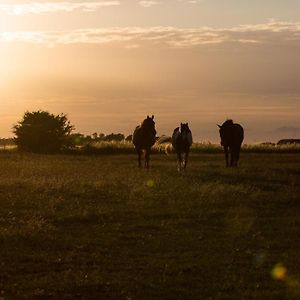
<box><xmin>0</xmin><ymin>152</ymin><xmax>299</xmax><ymax>299</ymax></box>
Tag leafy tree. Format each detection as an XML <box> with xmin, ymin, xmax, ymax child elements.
<box><xmin>13</xmin><ymin>110</ymin><xmax>74</xmax><ymax>153</ymax></box>
<box><xmin>103</xmin><ymin>133</ymin><xmax>125</xmax><ymax>142</ymax></box>
<box><xmin>69</xmin><ymin>133</ymin><xmax>85</xmax><ymax>146</ymax></box>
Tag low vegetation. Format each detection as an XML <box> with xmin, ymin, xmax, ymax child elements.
<box><xmin>13</xmin><ymin>111</ymin><xmax>74</xmax><ymax>153</ymax></box>
<box><xmin>0</xmin><ymin>152</ymin><xmax>299</xmax><ymax>299</ymax></box>
<box><xmin>64</xmin><ymin>141</ymin><xmax>300</xmax><ymax>155</ymax></box>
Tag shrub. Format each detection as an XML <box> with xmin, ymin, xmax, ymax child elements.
<box><xmin>13</xmin><ymin>110</ymin><xmax>74</xmax><ymax>153</ymax></box>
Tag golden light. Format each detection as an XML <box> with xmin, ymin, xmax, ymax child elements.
<box><xmin>146</xmin><ymin>179</ymin><xmax>155</xmax><ymax>188</ymax></box>
<box><xmin>271</xmin><ymin>263</ymin><xmax>287</xmax><ymax>281</ymax></box>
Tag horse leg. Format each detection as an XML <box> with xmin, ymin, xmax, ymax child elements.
<box><xmin>229</xmin><ymin>147</ymin><xmax>234</xmax><ymax>167</ymax></box>
<box><xmin>233</xmin><ymin>145</ymin><xmax>241</xmax><ymax>167</ymax></box>
<box><xmin>145</xmin><ymin>148</ymin><xmax>150</xmax><ymax>169</ymax></box>
<box><xmin>224</xmin><ymin>147</ymin><xmax>229</xmax><ymax>167</ymax></box>
<box><xmin>183</xmin><ymin>148</ymin><xmax>189</xmax><ymax>170</ymax></box>
<box><xmin>137</xmin><ymin>149</ymin><xmax>142</xmax><ymax>168</ymax></box>
<box><xmin>177</xmin><ymin>152</ymin><xmax>182</xmax><ymax>172</ymax></box>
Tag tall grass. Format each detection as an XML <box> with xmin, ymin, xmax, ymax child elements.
<box><xmin>3</xmin><ymin>141</ymin><xmax>300</xmax><ymax>154</ymax></box>
<box><xmin>63</xmin><ymin>141</ymin><xmax>300</xmax><ymax>155</ymax></box>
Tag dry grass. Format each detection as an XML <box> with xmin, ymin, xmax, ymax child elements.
<box><xmin>0</xmin><ymin>152</ymin><xmax>299</xmax><ymax>299</ymax></box>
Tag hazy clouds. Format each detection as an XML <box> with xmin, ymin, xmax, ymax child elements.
<box><xmin>1</xmin><ymin>21</ymin><xmax>300</xmax><ymax>48</ymax></box>
<box><xmin>0</xmin><ymin>2</ymin><xmax>121</xmax><ymax>15</ymax></box>
<box><xmin>0</xmin><ymin>1</ymin><xmax>299</xmax><ymax>141</ymax></box>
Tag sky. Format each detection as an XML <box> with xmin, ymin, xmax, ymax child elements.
<box><xmin>1</xmin><ymin>0</ymin><xmax>300</xmax><ymax>142</ymax></box>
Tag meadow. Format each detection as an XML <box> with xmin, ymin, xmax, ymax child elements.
<box><xmin>0</xmin><ymin>151</ymin><xmax>299</xmax><ymax>299</ymax></box>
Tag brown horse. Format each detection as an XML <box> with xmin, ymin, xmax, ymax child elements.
<box><xmin>218</xmin><ymin>120</ymin><xmax>244</xmax><ymax>167</ymax></box>
<box><xmin>133</xmin><ymin>115</ymin><xmax>156</xmax><ymax>168</ymax></box>
<box><xmin>172</xmin><ymin>123</ymin><xmax>193</xmax><ymax>172</ymax></box>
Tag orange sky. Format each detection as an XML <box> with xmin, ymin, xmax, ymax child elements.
<box><xmin>1</xmin><ymin>1</ymin><xmax>300</xmax><ymax>142</ymax></box>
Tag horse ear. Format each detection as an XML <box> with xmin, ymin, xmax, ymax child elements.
<box><xmin>147</xmin><ymin>115</ymin><xmax>149</xmax><ymax>119</ymax></box>
<box><xmin>217</xmin><ymin>124</ymin><xmax>222</xmax><ymax>128</ymax></box>
<box><xmin>151</xmin><ymin>115</ymin><xmax>154</xmax><ymax>119</ymax></box>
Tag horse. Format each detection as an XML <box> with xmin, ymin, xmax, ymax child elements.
<box><xmin>133</xmin><ymin>115</ymin><xmax>157</xmax><ymax>168</ymax></box>
<box><xmin>217</xmin><ymin>120</ymin><xmax>244</xmax><ymax>167</ymax></box>
<box><xmin>172</xmin><ymin>123</ymin><xmax>193</xmax><ymax>172</ymax></box>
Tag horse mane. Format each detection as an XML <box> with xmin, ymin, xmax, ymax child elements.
<box><xmin>173</xmin><ymin>127</ymin><xmax>180</xmax><ymax>133</ymax></box>
<box><xmin>172</xmin><ymin>123</ymin><xmax>193</xmax><ymax>148</ymax></box>
<box><xmin>222</xmin><ymin>119</ymin><xmax>234</xmax><ymax>127</ymax></box>
<box><xmin>181</xmin><ymin>123</ymin><xmax>191</xmax><ymax>134</ymax></box>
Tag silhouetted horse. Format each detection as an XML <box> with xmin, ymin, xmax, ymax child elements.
<box><xmin>133</xmin><ymin>115</ymin><xmax>156</xmax><ymax>168</ymax></box>
<box><xmin>172</xmin><ymin>123</ymin><xmax>193</xmax><ymax>172</ymax></box>
<box><xmin>218</xmin><ymin>120</ymin><xmax>244</xmax><ymax>167</ymax></box>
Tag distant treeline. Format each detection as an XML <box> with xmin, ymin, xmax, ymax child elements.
<box><xmin>2</xmin><ymin>135</ymin><xmax>300</xmax><ymax>150</ymax></box>
<box><xmin>1</xmin><ymin>109</ymin><xmax>299</xmax><ymax>154</ymax></box>
<box><xmin>2</xmin><ymin>136</ymin><xmax>300</xmax><ymax>146</ymax></box>
<box><xmin>70</xmin><ymin>133</ymin><xmax>132</xmax><ymax>146</ymax></box>
<box><xmin>0</xmin><ymin>138</ymin><xmax>14</xmax><ymax>147</ymax></box>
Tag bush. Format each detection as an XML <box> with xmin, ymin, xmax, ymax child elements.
<box><xmin>13</xmin><ymin>110</ymin><xmax>74</xmax><ymax>153</ymax></box>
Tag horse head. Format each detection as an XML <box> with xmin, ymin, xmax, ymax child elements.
<box><xmin>142</xmin><ymin>115</ymin><xmax>156</xmax><ymax>135</ymax></box>
<box><xmin>180</xmin><ymin>123</ymin><xmax>191</xmax><ymax>134</ymax></box>
<box><xmin>217</xmin><ymin>119</ymin><xmax>234</xmax><ymax>146</ymax></box>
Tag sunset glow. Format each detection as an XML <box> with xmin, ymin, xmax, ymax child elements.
<box><xmin>1</xmin><ymin>0</ymin><xmax>300</xmax><ymax>141</ymax></box>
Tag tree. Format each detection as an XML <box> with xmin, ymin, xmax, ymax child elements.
<box><xmin>13</xmin><ymin>110</ymin><xmax>74</xmax><ymax>153</ymax></box>
<box><xmin>103</xmin><ymin>133</ymin><xmax>125</xmax><ymax>142</ymax></box>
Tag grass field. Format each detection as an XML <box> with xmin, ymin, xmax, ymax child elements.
<box><xmin>0</xmin><ymin>152</ymin><xmax>299</xmax><ymax>299</ymax></box>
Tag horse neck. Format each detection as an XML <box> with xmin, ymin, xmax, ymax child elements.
<box><xmin>141</xmin><ymin>124</ymin><xmax>155</xmax><ymax>136</ymax></box>
<box><xmin>181</xmin><ymin>130</ymin><xmax>190</xmax><ymax>139</ymax></box>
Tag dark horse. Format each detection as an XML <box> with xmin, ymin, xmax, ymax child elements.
<box><xmin>172</xmin><ymin>123</ymin><xmax>193</xmax><ymax>172</ymax></box>
<box><xmin>133</xmin><ymin>115</ymin><xmax>156</xmax><ymax>168</ymax></box>
<box><xmin>218</xmin><ymin>120</ymin><xmax>244</xmax><ymax>167</ymax></box>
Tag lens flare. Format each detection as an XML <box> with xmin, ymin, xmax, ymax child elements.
<box><xmin>146</xmin><ymin>179</ymin><xmax>154</xmax><ymax>188</ymax></box>
<box><xmin>271</xmin><ymin>263</ymin><xmax>287</xmax><ymax>281</ymax></box>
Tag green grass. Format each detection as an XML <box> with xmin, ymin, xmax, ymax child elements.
<box><xmin>0</xmin><ymin>152</ymin><xmax>299</xmax><ymax>299</ymax></box>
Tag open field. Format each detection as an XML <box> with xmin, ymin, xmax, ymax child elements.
<box><xmin>0</xmin><ymin>152</ymin><xmax>299</xmax><ymax>299</ymax></box>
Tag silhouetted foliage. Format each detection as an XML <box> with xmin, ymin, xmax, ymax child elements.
<box><xmin>13</xmin><ymin>110</ymin><xmax>74</xmax><ymax>153</ymax></box>
<box><xmin>0</xmin><ymin>138</ymin><xmax>14</xmax><ymax>146</ymax></box>
<box><xmin>68</xmin><ymin>132</ymin><xmax>125</xmax><ymax>146</ymax></box>
<box><xmin>125</xmin><ymin>134</ymin><xmax>133</xmax><ymax>142</ymax></box>
<box><xmin>103</xmin><ymin>133</ymin><xmax>125</xmax><ymax>142</ymax></box>
<box><xmin>69</xmin><ymin>133</ymin><xmax>86</xmax><ymax>146</ymax></box>
<box><xmin>277</xmin><ymin>139</ymin><xmax>300</xmax><ymax>145</ymax></box>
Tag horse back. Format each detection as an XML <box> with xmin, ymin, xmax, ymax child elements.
<box><xmin>172</xmin><ymin>129</ymin><xmax>193</xmax><ymax>151</ymax></box>
<box><xmin>133</xmin><ymin>125</ymin><xmax>156</xmax><ymax>148</ymax></box>
<box><xmin>232</xmin><ymin>124</ymin><xmax>244</xmax><ymax>146</ymax></box>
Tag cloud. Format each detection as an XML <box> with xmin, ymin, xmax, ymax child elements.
<box><xmin>138</xmin><ymin>0</ymin><xmax>160</xmax><ymax>7</ymax></box>
<box><xmin>275</xmin><ymin>126</ymin><xmax>300</xmax><ymax>133</ymax></box>
<box><xmin>0</xmin><ymin>1</ymin><xmax>121</xmax><ymax>15</ymax></box>
<box><xmin>184</xmin><ymin>0</ymin><xmax>203</xmax><ymax>3</ymax></box>
<box><xmin>176</xmin><ymin>0</ymin><xmax>203</xmax><ymax>4</ymax></box>
<box><xmin>1</xmin><ymin>21</ymin><xmax>300</xmax><ymax>48</ymax></box>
